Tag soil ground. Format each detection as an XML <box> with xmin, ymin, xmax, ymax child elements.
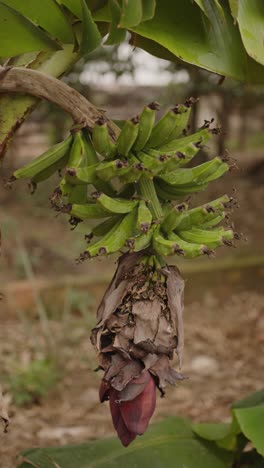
<box><xmin>0</xmin><ymin>148</ymin><xmax>263</xmax><ymax>467</ymax></box>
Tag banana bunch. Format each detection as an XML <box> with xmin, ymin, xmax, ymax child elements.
<box><xmin>10</xmin><ymin>99</ymin><xmax>237</xmax><ymax>261</ymax></box>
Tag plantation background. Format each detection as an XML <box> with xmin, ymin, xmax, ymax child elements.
<box><xmin>0</xmin><ymin>46</ymin><xmax>264</xmax><ymax>467</ymax></box>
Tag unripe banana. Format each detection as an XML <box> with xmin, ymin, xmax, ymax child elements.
<box><xmin>152</xmin><ymin>230</ymin><xmax>184</xmax><ymax>257</ymax></box>
<box><xmin>155</xmin><ymin>178</ymin><xmax>208</xmax><ymax>200</ymax></box>
<box><xmin>86</xmin><ymin>209</ymin><xmax>137</xmax><ymax>257</ymax></box>
<box><xmin>116</xmin><ymin>117</ymin><xmax>139</xmax><ymax>156</ymax></box>
<box><xmin>158</xmin><ymin>157</ymin><xmax>227</xmax><ymax>187</ymax></box>
<box><xmin>178</xmin><ymin>227</ymin><xmax>234</xmax><ymax>248</ymax></box>
<box><xmin>174</xmin><ymin>196</ymin><xmax>229</xmax><ymax>231</ymax></box>
<box><xmin>66</xmin><ymin>130</ymin><xmax>85</xmax><ymax>171</ymax></box>
<box><xmin>137</xmin><ymin>150</ymin><xmax>168</xmax><ymax>175</ymax></box>
<box><xmin>94</xmin><ymin>192</ymin><xmax>138</xmax><ymax>214</ymax></box>
<box><xmin>136</xmin><ymin>200</ymin><xmax>153</xmax><ymax>232</ymax></box>
<box><xmin>133</xmin><ymin>102</ymin><xmax>159</xmax><ymax>151</ymax></box>
<box><xmin>203</xmin><ymin>162</ymin><xmax>229</xmax><ymax>183</ymax></box>
<box><xmin>70</xmin><ymin>203</ymin><xmax>110</xmax><ymax>220</ymax></box>
<box><xmin>13</xmin><ymin>135</ymin><xmax>72</xmax><ymax>181</ymax></box>
<box><xmin>167</xmin><ymin>99</ymin><xmax>194</xmax><ymax>140</ymax></box>
<box><xmin>92</xmin><ymin>118</ymin><xmax>116</xmax><ymax>159</ymax></box>
<box><xmin>32</xmin><ymin>152</ymin><xmax>69</xmax><ymax>183</ymax></box>
<box><xmin>155</xmin><ymin>128</ymin><xmax>212</xmax><ymax>154</ymax></box>
<box><xmin>119</xmin><ymin>154</ymin><xmax>146</xmax><ymax>183</ymax></box>
<box><xmin>95</xmin><ymin>159</ymin><xmax>129</xmax><ymax>182</ymax></box>
<box><xmin>93</xmin><ymin>215</ymin><xmax>123</xmax><ymax>237</ymax></box>
<box><xmin>168</xmin><ymin>232</ymin><xmax>214</xmax><ymax>258</ymax></box>
<box><xmin>127</xmin><ymin>224</ymin><xmax>157</xmax><ymax>252</ymax></box>
<box><xmin>201</xmin><ymin>213</ymin><xmax>226</xmax><ymax>229</ymax></box>
<box><xmin>147</xmin><ymin>106</ymin><xmax>184</xmax><ymax>148</ymax></box>
<box><xmin>161</xmin><ymin>203</ymin><xmax>188</xmax><ymax>233</ymax></box>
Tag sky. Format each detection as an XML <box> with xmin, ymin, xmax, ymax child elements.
<box><xmin>79</xmin><ymin>43</ymin><xmax>190</xmax><ymax>88</ymax></box>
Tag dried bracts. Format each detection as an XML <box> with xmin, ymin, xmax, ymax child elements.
<box><xmin>91</xmin><ymin>251</ymin><xmax>186</xmax><ymax>446</ymax></box>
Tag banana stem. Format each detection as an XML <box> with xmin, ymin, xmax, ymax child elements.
<box><xmin>138</xmin><ymin>176</ymin><xmax>163</xmax><ymax>220</ymax></box>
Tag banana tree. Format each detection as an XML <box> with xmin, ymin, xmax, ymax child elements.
<box><xmin>0</xmin><ymin>0</ymin><xmax>264</xmax><ymax>465</ymax></box>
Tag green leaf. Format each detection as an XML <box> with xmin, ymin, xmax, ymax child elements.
<box><xmin>130</xmin><ymin>0</ymin><xmax>264</xmax><ymax>83</ymax></box>
<box><xmin>80</xmin><ymin>0</ymin><xmax>102</xmax><ymax>55</ymax></box>
<box><xmin>119</xmin><ymin>0</ymin><xmax>143</xmax><ymax>28</ymax></box>
<box><xmin>236</xmin><ymin>0</ymin><xmax>264</xmax><ymax>66</ymax></box>
<box><xmin>58</xmin><ymin>0</ymin><xmax>83</xmax><ymax>17</ymax></box>
<box><xmin>192</xmin><ymin>422</ymin><xmax>233</xmax><ymax>441</ymax></box>
<box><xmin>58</xmin><ymin>0</ymin><xmax>107</xmax><ymax>17</ymax></box>
<box><xmin>105</xmin><ymin>0</ymin><xmax>126</xmax><ymax>45</ymax></box>
<box><xmin>18</xmin><ymin>417</ymin><xmax>232</xmax><ymax>468</ymax></box>
<box><xmin>141</xmin><ymin>0</ymin><xmax>156</xmax><ymax>21</ymax></box>
<box><xmin>0</xmin><ymin>2</ymin><xmax>61</xmax><ymax>57</ymax></box>
<box><xmin>1</xmin><ymin>0</ymin><xmax>74</xmax><ymax>43</ymax></box>
<box><xmin>233</xmin><ymin>406</ymin><xmax>264</xmax><ymax>456</ymax></box>
<box><xmin>192</xmin><ymin>419</ymin><xmax>240</xmax><ymax>451</ymax></box>
<box><xmin>232</xmin><ymin>389</ymin><xmax>264</xmax><ymax>409</ymax></box>
<box><xmin>228</xmin><ymin>0</ymin><xmax>239</xmax><ymax>19</ymax></box>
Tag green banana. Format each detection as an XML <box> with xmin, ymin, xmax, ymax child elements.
<box><xmin>154</xmin><ymin>128</ymin><xmax>212</xmax><ymax>154</ymax></box>
<box><xmin>116</xmin><ymin>117</ymin><xmax>139</xmax><ymax>156</ymax></box>
<box><xmin>137</xmin><ymin>150</ymin><xmax>168</xmax><ymax>175</ymax></box>
<box><xmin>168</xmin><ymin>232</ymin><xmax>214</xmax><ymax>259</ymax></box>
<box><xmin>127</xmin><ymin>223</ymin><xmax>157</xmax><ymax>252</ymax></box>
<box><xmin>70</xmin><ymin>203</ymin><xmax>110</xmax><ymax>220</ymax></box>
<box><xmin>92</xmin><ymin>118</ymin><xmax>116</xmax><ymax>159</ymax></box>
<box><xmin>203</xmin><ymin>161</ymin><xmax>229</xmax><ymax>183</ymax></box>
<box><xmin>201</xmin><ymin>213</ymin><xmax>226</xmax><ymax>229</ymax></box>
<box><xmin>152</xmin><ymin>229</ymin><xmax>184</xmax><ymax>257</ymax></box>
<box><xmin>32</xmin><ymin>152</ymin><xmax>69</xmax><ymax>183</ymax></box>
<box><xmin>13</xmin><ymin>134</ymin><xmax>72</xmax><ymax>181</ymax></box>
<box><xmin>178</xmin><ymin>227</ymin><xmax>234</xmax><ymax>248</ymax></box>
<box><xmin>155</xmin><ymin>178</ymin><xmax>208</xmax><ymax>200</ymax></box>
<box><xmin>60</xmin><ymin>179</ymin><xmax>88</xmax><ymax>204</ymax></box>
<box><xmin>62</xmin><ymin>130</ymin><xmax>91</xmax><ymax>203</ymax></box>
<box><xmin>95</xmin><ymin>159</ymin><xmax>129</xmax><ymax>182</ymax></box>
<box><xmin>118</xmin><ymin>154</ymin><xmax>146</xmax><ymax>183</ymax></box>
<box><xmin>86</xmin><ymin>209</ymin><xmax>137</xmax><ymax>257</ymax></box>
<box><xmin>161</xmin><ymin>203</ymin><xmax>188</xmax><ymax>233</ymax></box>
<box><xmin>133</xmin><ymin>102</ymin><xmax>159</xmax><ymax>151</ymax></box>
<box><xmin>147</xmin><ymin>106</ymin><xmax>184</xmax><ymax>148</ymax></box>
<box><xmin>158</xmin><ymin>157</ymin><xmax>227</xmax><ymax>187</ymax></box>
<box><xmin>136</xmin><ymin>200</ymin><xmax>153</xmax><ymax>232</ymax></box>
<box><xmin>166</xmin><ymin>99</ymin><xmax>194</xmax><ymax>140</ymax></box>
<box><xmin>65</xmin><ymin>164</ymin><xmax>98</xmax><ymax>185</ymax></box>
<box><xmin>66</xmin><ymin>130</ymin><xmax>85</xmax><ymax>170</ymax></box>
<box><xmin>92</xmin><ymin>215</ymin><xmax>123</xmax><ymax>237</ymax></box>
<box><xmin>174</xmin><ymin>196</ymin><xmax>229</xmax><ymax>231</ymax></box>
<box><xmin>95</xmin><ymin>192</ymin><xmax>138</xmax><ymax>214</ymax></box>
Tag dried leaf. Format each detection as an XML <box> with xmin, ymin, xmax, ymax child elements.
<box><xmin>150</xmin><ymin>355</ymin><xmax>186</xmax><ymax>392</ymax></box>
<box><xmin>111</xmin><ymin>360</ymin><xmax>143</xmax><ymax>391</ymax></box>
<box><xmin>132</xmin><ymin>299</ymin><xmax>160</xmax><ymax>344</ymax></box>
<box><xmin>166</xmin><ymin>266</ymin><xmax>185</xmax><ymax>367</ymax></box>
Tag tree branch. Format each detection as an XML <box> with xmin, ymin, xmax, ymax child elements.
<box><xmin>0</xmin><ymin>66</ymin><xmax>119</xmax><ymax>138</ymax></box>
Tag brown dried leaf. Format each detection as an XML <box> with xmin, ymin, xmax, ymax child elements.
<box><xmin>154</xmin><ymin>315</ymin><xmax>177</xmax><ymax>353</ymax></box>
<box><xmin>132</xmin><ymin>299</ymin><xmax>160</xmax><ymax>344</ymax></box>
<box><xmin>150</xmin><ymin>355</ymin><xmax>186</xmax><ymax>392</ymax></box>
<box><xmin>97</xmin><ymin>251</ymin><xmax>143</xmax><ymax>323</ymax></box>
<box><xmin>166</xmin><ymin>266</ymin><xmax>185</xmax><ymax>368</ymax></box>
<box><xmin>111</xmin><ymin>360</ymin><xmax>143</xmax><ymax>391</ymax></box>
